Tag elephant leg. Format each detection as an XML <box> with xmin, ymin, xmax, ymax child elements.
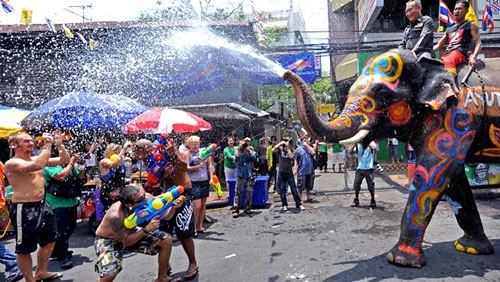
<box><xmin>386</xmin><ymin>164</ymin><xmax>446</xmax><ymax>268</ymax></box>
<box><xmin>444</xmin><ymin>170</ymin><xmax>494</xmax><ymax>255</ymax></box>
<box><xmin>386</xmin><ymin>181</ymin><xmax>444</xmax><ymax>268</ymax></box>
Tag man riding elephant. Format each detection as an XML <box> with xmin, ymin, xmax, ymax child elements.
<box><xmin>283</xmin><ymin>48</ymin><xmax>500</xmax><ymax>268</ymax></box>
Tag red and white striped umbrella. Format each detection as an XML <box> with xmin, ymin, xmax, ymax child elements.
<box><xmin>124</xmin><ymin>108</ymin><xmax>212</xmax><ymax>134</ymax></box>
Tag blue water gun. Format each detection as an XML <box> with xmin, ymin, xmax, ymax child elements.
<box><xmin>124</xmin><ymin>185</ymin><xmax>185</xmax><ymax>229</ymax></box>
<box><xmin>189</xmin><ymin>144</ymin><xmax>220</xmax><ymax>166</ymax></box>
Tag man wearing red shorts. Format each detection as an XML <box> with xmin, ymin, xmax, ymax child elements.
<box><xmin>433</xmin><ymin>0</ymin><xmax>481</xmax><ymax>84</ymax></box>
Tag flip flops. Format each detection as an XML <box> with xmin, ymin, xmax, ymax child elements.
<box><xmin>35</xmin><ymin>272</ymin><xmax>63</xmax><ymax>282</ymax></box>
<box><xmin>184</xmin><ymin>264</ymin><xmax>199</xmax><ymax>281</ymax></box>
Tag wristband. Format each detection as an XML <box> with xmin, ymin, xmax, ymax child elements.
<box><xmin>142</xmin><ymin>227</ymin><xmax>151</xmax><ymax>234</ymax></box>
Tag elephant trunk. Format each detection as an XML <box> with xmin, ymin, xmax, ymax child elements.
<box><xmin>283</xmin><ymin>71</ymin><xmax>359</xmax><ymax>143</ymax></box>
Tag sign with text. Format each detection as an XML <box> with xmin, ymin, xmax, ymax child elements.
<box><xmin>317</xmin><ymin>104</ymin><xmax>336</xmax><ymax>113</ymax></box>
<box><xmin>358</xmin><ymin>0</ymin><xmax>384</xmax><ymax>36</ymax></box>
<box><xmin>314</xmin><ymin>55</ymin><xmax>322</xmax><ymax>78</ymax></box>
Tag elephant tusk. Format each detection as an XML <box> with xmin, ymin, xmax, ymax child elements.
<box><xmin>339</xmin><ymin>129</ymin><xmax>370</xmax><ymax>145</ymax></box>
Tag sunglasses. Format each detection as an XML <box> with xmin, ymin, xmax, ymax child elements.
<box><xmin>132</xmin><ymin>193</ymin><xmax>146</xmax><ymax>205</ymax></box>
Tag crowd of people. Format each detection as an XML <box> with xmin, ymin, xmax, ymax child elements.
<box><xmin>0</xmin><ymin>130</ymin><xmax>351</xmax><ymax>281</ymax></box>
<box><xmin>0</xmin><ymin>128</ymin><xmax>449</xmax><ymax>281</ymax></box>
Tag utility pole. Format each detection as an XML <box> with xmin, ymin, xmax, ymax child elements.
<box><xmin>65</xmin><ymin>2</ymin><xmax>93</xmax><ymax>23</ymax></box>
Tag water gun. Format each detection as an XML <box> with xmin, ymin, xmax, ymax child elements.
<box><xmin>124</xmin><ymin>185</ymin><xmax>185</xmax><ymax>229</ymax></box>
<box><xmin>189</xmin><ymin>144</ymin><xmax>220</xmax><ymax>166</ymax></box>
<box><xmin>147</xmin><ymin>133</ymin><xmax>171</xmax><ymax>184</ymax></box>
<box><xmin>210</xmin><ymin>175</ymin><xmax>222</xmax><ymax>199</ymax></box>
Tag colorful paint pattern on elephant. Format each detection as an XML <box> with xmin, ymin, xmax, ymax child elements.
<box><xmin>459</xmin><ymin>87</ymin><xmax>500</xmax><ymax>157</ymax></box>
<box><xmin>408</xmin><ymin>105</ymin><xmax>475</xmax><ymax>248</ymax></box>
<box><xmin>341</xmin><ymin>52</ymin><xmax>406</xmax><ymax>129</ymax></box>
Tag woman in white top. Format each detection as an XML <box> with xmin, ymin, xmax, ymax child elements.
<box><xmin>186</xmin><ymin>135</ymin><xmax>213</xmax><ymax>235</ymax></box>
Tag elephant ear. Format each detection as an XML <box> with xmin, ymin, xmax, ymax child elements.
<box><xmin>416</xmin><ymin>57</ymin><xmax>458</xmax><ymax>110</ymax></box>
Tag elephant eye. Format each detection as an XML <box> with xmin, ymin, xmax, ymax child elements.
<box><xmin>375</xmin><ymin>90</ymin><xmax>393</xmax><ymax>108</ymax></box>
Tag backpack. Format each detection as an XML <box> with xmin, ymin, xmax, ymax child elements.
<box><xmin>46</xmin><ymin>173</ymin><xmax>84</xmax><ymax>198</ymax></box>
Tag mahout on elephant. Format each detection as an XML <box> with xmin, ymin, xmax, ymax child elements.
<box><xmin>284</xmin><ymin>48</ymin><xmax>500</xmax><ymax>268</ymax></box>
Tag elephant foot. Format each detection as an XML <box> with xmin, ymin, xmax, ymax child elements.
<box><xmin>386</xmin><ymin>244</ymin><xmax>426</xmax><ymax>268</ymax></box>
<box><xmin>455</xmin><ymin>233</ymin><xmax>494</xmax><ymax>255</ymax></box>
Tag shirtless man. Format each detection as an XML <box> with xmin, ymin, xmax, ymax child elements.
<box><xmin>94</xmin><ymin>184</ymin><xmax>182</xmax><ymax>282</ymax></box>
<box><xmin>5</xmin><ymin>132</ymin><xmax>70</xmax><ymax>282</ymax></box>
<box><xmin>134</xmin><ymin>137</ymin><xmax>199</xmax><ymax>281</ymax></box>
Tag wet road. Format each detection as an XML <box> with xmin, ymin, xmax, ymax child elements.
<box><xmin>2</xmin><ymin>170</ymin><xmax>500</xmax><ymax>281</ymax></box>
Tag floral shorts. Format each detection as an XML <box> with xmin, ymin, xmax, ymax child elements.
<box><xmin>94</xmin><ymin>231</ymin><xmax>169</xmax><ymax>277</ymax></box>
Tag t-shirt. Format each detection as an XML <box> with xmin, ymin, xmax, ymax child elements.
<box><xmin>356</xmin><ymin>144</ymin><xmax>375</xmax><ymax>170</ymax></box>
<box><xmin>44</xmin><ymin>165</ymin><xmax>80</xmax><ymax>209</ymax></box>
<box><xmin>257</xmin><ymin>146</ymin><xmax>267</xmax><ymax>161</ymax></box>
<box><xmin>277</xmin><ymin>146</ymin><xmax>294</xmax><ymax>173</ymax></box>
<box><xmin>389</xmin><ymin>138</ymin><xmax>399</xmax><ymax>146</ymax></box>
<box><xmin>319</xmin><ymin>143</ymin><xmax>328</xmax><ymax>153</ymax></box>
<box><xmin>266</xmin><ymin>145</ymin><xmax>273</xmax><ymax>165</ymax></box>
<box><xmin>294</xmin><ymin>146</ymin><xmax>314</xmax><ymax>175</ymax></box>
<box><xmin>332</xmin><ymin>143</ymin><xmax>342</xmax><ymax>153</ymax></box>
<box><xmin>223</xmin><ymin>146</ymin><xmax>237</xmax><ymax>169</ymax></box>
<box><xmin>188</xmin><ymin>151</ymin><xmax>209</xmax><ymax>182</ymax></box>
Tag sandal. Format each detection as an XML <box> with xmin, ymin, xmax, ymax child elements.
<box><xmin>155</xmin><ymin>276</ymin><xmax>181</xmax><ymax>282</ymax></box>
<box><xmin>196</xmin><ymin>228</ymin><xmax>210</xmax><ymax>234</ymax></box>
<box><xmin>203</xmin><ymin>217</ymin><xmax>213</xmax><ymax>224</ymax></box>
<box><xmin>167</xmin><ymin>264</ymin><xmax>172</xmax><ymax>276</ymax></box>
<box><xmin>35</xmin><ymin>272</ymin><xmax>63</xmax><ymax>282</ymax></box>
<box><xmin>184</xmin><ymin>264</ymin><xmax>199</xmax><ymax>281</ymax></box>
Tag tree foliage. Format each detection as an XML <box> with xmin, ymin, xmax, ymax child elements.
<box><xmin>260</xmin><ymin>26</ymin><xmax>289</xmax><ymax>47</ymax></box>
<box><xmin>258</xmin><ymin>75</ymin><xmax>337</xmax><ymax>114</ymax></box>
<box><xmin>138</xmin><ymin>0</ymin><xmax>245</xmax><ymax>21</ymax></box>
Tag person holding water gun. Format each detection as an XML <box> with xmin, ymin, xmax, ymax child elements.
<box><xmin>98</xmin><ymin>141</ymin><xmax>133</xmax><ymax>219</ymax></box>
<box><xmin>94</xmin><ymin>184</ymin><xmax>184</xmax><ymax>282</ymax></box>
<box><xmin>140</xmin><ymin>134</ymin><xmax>199</xmax><ymax>281</ymax></box>
<box><xmin>186</xmin><ymin>136</ymin><xmax>213</xmax><ymax>236</ymax></box>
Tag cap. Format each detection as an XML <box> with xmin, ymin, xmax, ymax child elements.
<box><xmin>244</xmin><ymin>137</ymin><xmax>251</xmax><ymax>142</ymax></box>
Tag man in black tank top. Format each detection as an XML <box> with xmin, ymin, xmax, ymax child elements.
<box><xmin>433</xmin><ymin>0</ymin><xmax>482</xmax><ymax>82</ymax></box>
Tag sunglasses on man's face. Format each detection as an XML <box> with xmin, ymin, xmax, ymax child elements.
<box><xmin>132</xmin><ymin>193</ymin><xmax>146</xmax><ymax>205</ymax></box>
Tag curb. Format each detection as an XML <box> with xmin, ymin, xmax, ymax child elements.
<box><xmin>206</xmin><ymin>198</ymin><xmax>229</xmax><ymax>209</ymax></box>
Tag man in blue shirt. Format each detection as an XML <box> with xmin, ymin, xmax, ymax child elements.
<box><xmin>294</xmin><ymin>136</ymin><xmax>317</xmax><ymax>204</ymax></box>
<box><xmin>233</xmin><ymin>140</ymin><xmax>257</xmax><ymax>218</ymax></box>
<box><xmin>350</xmin><ymin>141</ymin><xmax>377</xmax><ymax>208</ymax></box>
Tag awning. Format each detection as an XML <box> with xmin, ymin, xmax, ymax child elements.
<box><xmin>174</xmin><ymin>102</ymin><xmax>269</xmax><ymax>120</ymax></box>
<box><xmin>335</xmin><ymin>53</ymin><xmax>358</xmax><ymax>81</ymax></box>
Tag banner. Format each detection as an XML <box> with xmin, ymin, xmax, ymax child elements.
<box><xmin>228</xmin><ymin>52</ymin><xmax>317</xmax><ymax>85</ymax></box>
<box><xmin>273</xmin><ymin>52</ymin><xmax>317</xmax><ymax>83</ymax></box>
<box><xmin>153</xmin><ymin>52</ymin><xmax>316</xmax><ymax>98</ymax></box>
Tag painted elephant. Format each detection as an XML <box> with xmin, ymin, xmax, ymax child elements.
<box><xmin>283</xmin><ymin>48</ymin><xmax>500</xmax><ymax>268</ymax></box>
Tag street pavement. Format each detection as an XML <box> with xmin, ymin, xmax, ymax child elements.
<box><xmin>1</xmin><ymin>168</ymin><xmax>500</xmax><ymax>282</ymax></box>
